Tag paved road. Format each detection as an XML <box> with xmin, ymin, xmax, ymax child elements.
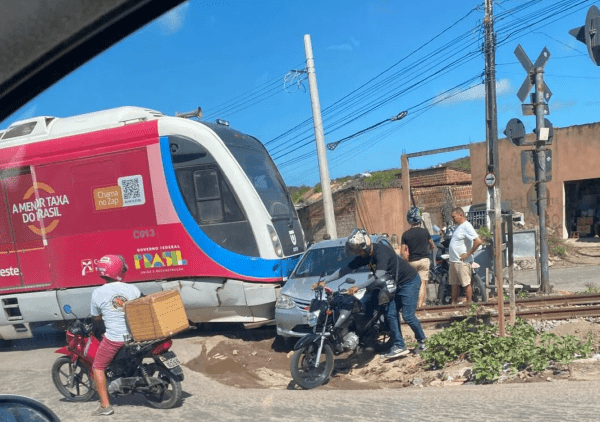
<box><xmin>2</xmin><ymin>330</ymin><xmax>600</xmax><ymax>422</ymax></box>
<box><xmin>3</xmin><ymin>265</ymin><xmax>600</xmax><ymax>421</ymax></box>
<box><xmin>514</xmin><ymin>264</ymin><xmax>600</xmax><ymax>292</ymax></box>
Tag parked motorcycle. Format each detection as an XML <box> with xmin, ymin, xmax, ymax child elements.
<box><xmin>430</xmin><ymin>235</ymin><xmax>487</xmax><ymax>304</ymax></box>
<box><xmin>52</xmin><ymin>305</ymin><xmax>184</xmax><ymax>409</ymax></box>
<box><xmin>290</xmin><ymin>275</ymin><xmax>394</xmax><ymax>389</ymax></box>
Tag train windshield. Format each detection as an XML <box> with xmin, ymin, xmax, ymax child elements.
<box><xmin>227</xmin><ymin>144</ymin><xmax>294</xmax><ymax>219</ymax></box>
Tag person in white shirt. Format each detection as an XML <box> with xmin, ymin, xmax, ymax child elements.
<box><xmin>90</xmin><ymin>255</ymin><xmax>141</xmax><ymax>417</ymax></box>
<box><xmin>448</xmin><ymin>208</ymin><xmax>482</xmax><ymax>305</ymax></box>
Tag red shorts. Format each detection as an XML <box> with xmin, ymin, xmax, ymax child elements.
<box><xmin>92</xmin><ymin>337</ymin><xmax>125</xmax><ymax>371</ymax></box>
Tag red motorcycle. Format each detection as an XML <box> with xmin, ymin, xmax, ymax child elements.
<box><xmin>51</xmin><ymin>305</ymin><xmax>184</xmax><ymax>409</ymax></box>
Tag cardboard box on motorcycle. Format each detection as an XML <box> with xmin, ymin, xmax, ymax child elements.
<box><xmin>125</xmin><ymin>290</ymin><xmax>189</xmax><ymax>342</ymax></box>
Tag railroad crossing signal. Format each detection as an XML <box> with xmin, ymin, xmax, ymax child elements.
<box><xmin>521</xmin><ymin>150</ymin><xmax>552</xmax><ymax>184</ymax></box>
<box><xmin>515</xmin><ymin>45</ymin><xmax>552</xmax><ymax>104</ymax></box>
<box><xmin>569</xmin><ymin>5</ymin><xmax>600</xmax><ymax>66</ymax></box>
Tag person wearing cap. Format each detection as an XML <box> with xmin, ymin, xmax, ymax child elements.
<box><xmin>315</xmin><ymin>228</ymin><xmax>427</xmax><ymax>358</ymax></box>
<box><xmin>401</xmin><ymin>207</ymin><xmax>436</xmax><ymax>308</ymax></box>
<box><xmin>90</xmin><ymin>255</ymin><xmax>141</xmax><ymax>417</ymax></box>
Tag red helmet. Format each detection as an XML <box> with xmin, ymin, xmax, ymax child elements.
<box><xmin>95</xmin><ymin>255</ymin><xmax>128</xmax><ymax>281</ymax></box>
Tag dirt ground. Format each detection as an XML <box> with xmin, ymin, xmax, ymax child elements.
<box><xmin>183</xmin><ymin>239</ymin><xmax>600</xmax><ymax>390</ymax></box>
<box><xmin>184</xmin><ymin>319</ymin><xmax>600</xmax><ymax>390</ymax></box>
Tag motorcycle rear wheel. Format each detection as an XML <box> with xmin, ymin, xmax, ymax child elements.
<box><xmin>142</xmin><ymin>364</ymin><xmax>182</xmax><ymax>409</ymax></box>
<box><xmin>51</xmin><ymin>356</ymin><xmax>95</xmax><ymax>402</ymax></box>
<box><xmin>290</xmin><ymin>342</ymin><xmax>334</xmax><ymax>389</ymax></box>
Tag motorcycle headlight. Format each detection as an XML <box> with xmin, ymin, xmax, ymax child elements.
<box><xmin>275</xmin><ymin>294</ymin><xmax>295</xmax><ymax>309</ymax></box>
<box><xmin>307</xmin><ymin>310</ymin><xmax>320</xmax><ymax>327</ymax></box>
<box><xmin>354</xmin><ymin>288</ymin><xmax>366</xmax><ymax>300</ymax></box>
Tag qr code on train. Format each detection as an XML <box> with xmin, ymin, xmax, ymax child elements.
<box><xmin>118</xmin><ymin>175</ymin><xmax>146</xmax><ymax>207</ymax></box>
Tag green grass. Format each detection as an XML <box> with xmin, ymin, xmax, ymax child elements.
<box><xmin>548</xmin><ymin>238</ymin><xmax>566</xmax><ymax>257</ymax></box>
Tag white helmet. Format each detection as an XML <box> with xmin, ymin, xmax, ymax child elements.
<box><xmin>345</xmin><ymin>228</ymin><xmax>372</xmax><ymax>256</ymax></box>
<box><xmin>407</xmin><ymin>206</ymin><xmax>422</xmax><ymax>225</ymax></box>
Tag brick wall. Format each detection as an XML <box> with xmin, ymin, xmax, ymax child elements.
<box><xmin>409</xmin><ymin>167</ymin><xmax>471</xmax><ymax>187</ymax></box>
<box><xmin>411</xmin><ymin>185</ymin><xmax>473</xmax><ymax>227</ymax></box>
<box><xmin>297</xmin><ymin>188</ymin><xmax>357</xmax><ymax>242</ymax></box>
<box><xmin>297</xmin><ymin>166</ymin><xmax>473</xmax><ymax>242</ymax></box>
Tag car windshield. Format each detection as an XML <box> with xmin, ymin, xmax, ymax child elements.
<box><xmin>290</xmin><ymin>245</ymin><xmax>370</xmax><ymax>278</ymax></box>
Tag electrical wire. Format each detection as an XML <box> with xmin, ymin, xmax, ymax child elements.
<box><xmin>276</xmin><ymin>0</ymin><xmax>596</xmax><ymax>183</ymax></box>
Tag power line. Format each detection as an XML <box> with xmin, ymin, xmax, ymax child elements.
<box><xmin>274</xmin><ymin>0</ymin><xmax>592</xmax><ymax>183</ymax></box>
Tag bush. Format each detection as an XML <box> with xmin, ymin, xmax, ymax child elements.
<box><xmin>420</xmin><ymin>305</ymin><xmax>594</xmax><ymax>382</ymax></box>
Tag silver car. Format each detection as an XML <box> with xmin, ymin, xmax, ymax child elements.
<box><xmin>275</xmin><ymin>236</ymin><xmax>387</xmax><ymax>338</ymax></box>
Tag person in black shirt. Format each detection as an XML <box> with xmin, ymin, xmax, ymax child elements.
<box><xmin>318</xmin><ymin>228</ymin><xmax>427</xmax><ymax>358</ymax></box>
<box><xmin>401</xmin><ymin>207</ymin><xmax>436</xmax><ymax>307</ymax></box>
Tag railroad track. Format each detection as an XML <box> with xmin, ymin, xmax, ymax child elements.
<box><xmin>414</xmin><ymin>293</ymin><xmax>600</xmax><ymax>328</ymax></box>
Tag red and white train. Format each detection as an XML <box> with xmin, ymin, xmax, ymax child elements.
<box><xmin>0</xmin><ymin>106</ymin><xmax>305</xmax><ymax>340</ymax></box>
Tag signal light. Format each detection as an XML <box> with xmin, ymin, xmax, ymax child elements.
<box><xmin>569</xmin><ymin>5</ymin><xmax>600</xmax><ymax>66</ymax></box>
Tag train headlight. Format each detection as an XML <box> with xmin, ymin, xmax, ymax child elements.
<box><xmin>275</xmin><ymin>294</ymin><xmax>295</xmax><ymax>309</ymax></box>
<box><xmin>267</xmin><ymin>225</ymin><xmax>284</xmax><ymax>257</ymax></box>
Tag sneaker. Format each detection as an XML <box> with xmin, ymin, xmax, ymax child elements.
<box><xmin>413</xmin><ymin>341</ymin><xmax>427</xmax><ymax>355</ymax></box>
<box><xmin>91</xmin><ymin>405</ymin><xmax>114</xmax><ymax>416</ymax></box>
<box><xmin>383</xmin><ymin>345</ymin><xmax>409</xmax><ymax>359</ymax></box>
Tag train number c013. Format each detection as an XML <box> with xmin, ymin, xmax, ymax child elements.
<box><xmin>133</xmin><ymin>229</ymin><xmax>156</xmax><ymax>239</ymax></box>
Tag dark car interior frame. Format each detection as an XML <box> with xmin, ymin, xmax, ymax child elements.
<box><xmin>0</xmin><ymin>0</ymin><xmax>186</xmax><ymax>123</ymax></box>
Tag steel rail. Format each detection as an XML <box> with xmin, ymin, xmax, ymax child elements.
<box><xmin>416</xmin><ymin>303</ymin><xmax>600</xmax><ymax>328</ymax></box>
<box><xmin>417</xmin><ymin>293</ymin><xmax>600</xmax><ymax>314</ymax></box>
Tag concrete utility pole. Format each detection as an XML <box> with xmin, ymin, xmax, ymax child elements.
<box><xmin>484</xmin><ymin>0</ymin><xmax>505</xmax><ymax>336</ymax></box>
<box><xmin>534</xmin><ymin>68</ymin><xmax>551</xmax><ymax>293</ymax></box>
<box><xmin>303</xmin><ymin>34</ymin><xmax>337</xmax><ymax>239</ymax></box>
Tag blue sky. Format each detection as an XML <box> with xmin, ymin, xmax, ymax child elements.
<box><xmin>2</xmin><ymin>0</ymin><xmax>600</xmax><ymax>187</ymax></box>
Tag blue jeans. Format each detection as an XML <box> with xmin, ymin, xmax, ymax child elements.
<box><xmin>386</xmin><ymin>274</ymin><xmax>426</xmax><ymax>348</ymax></box>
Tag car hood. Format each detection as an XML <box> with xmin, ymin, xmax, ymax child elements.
<box><xmin>281</xmin><ymin>272</ymin><xmax>372</xmax><ymax>302</ymax></box>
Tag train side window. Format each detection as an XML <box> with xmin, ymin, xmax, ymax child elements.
<box><xmin>193</xmin><ymin>169</ymin><xmax>223</xmax><ymax>222</ymax></box>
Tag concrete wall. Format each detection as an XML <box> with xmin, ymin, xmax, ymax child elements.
<box><xmin>355</xmin><ymin>188</ymin><xmax>405</xmax><ymax>237</ymax></box>
<box><xmin>297</xmin><ymin>165</ymin><xmax>474</xmax><ymax>242</ymax></box>
<box><xmin>470</xmin><ymin>122</ymin><xmax>600</xmax><ymax>238</ymax></box>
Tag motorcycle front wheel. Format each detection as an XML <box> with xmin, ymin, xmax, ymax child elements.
<box><xmin>472</xmin><ymin>274</ymin><xmax>488</xmax><ymax>303</ymax></box>
<box><xmin>142</xmin><ymin>364</ymin><xmax>182</xmax><ymax>409</ymax></box>
<box><xmin>290</xmin><ymin>342</ymin><xmax>334</xmax><ymax>389</ymax></box>
<box><xmin>437</xmin><ymin>278</ymin><xmax>452</xmax><ymax>305</ymax></box>
<box><xmin>51</xmin><ymin>356</ymin><xmax>96</xmax><ymax>402</ymax></box>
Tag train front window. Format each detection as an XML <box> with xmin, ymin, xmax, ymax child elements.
<box><xmin>227</xmin><ymin>145</ymin><xmax>292</xmax><ymax>219</ymax></box>
<box><xmin>193</xmin><ymin>169</ymin><xmax>223</xmax><ymax>222</ymax></box>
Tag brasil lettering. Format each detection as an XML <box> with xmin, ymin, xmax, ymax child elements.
<box><xmin>11</xmin><ymin>182</ymin><xmax>70</xmax><ymax>235</ymax></box>
<box><xmin>12</xmin><ymin>195</ymin><xmax>68</xmax><ymax>223</ymax></box>
<box><xmin>133</xmin><ymin>250</ymin><xmax>188</xmax><ymax>269</ymax></box>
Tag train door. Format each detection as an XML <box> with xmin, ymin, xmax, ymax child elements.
<box><xmin>0</xmin><ymin>177</ymin><xmax>21</xmax><ymax>292</ymax></box>
<box><xmin>2</xmin><ymin>168</ymin><xmax>54</xmax><ymax>290</ymax></box>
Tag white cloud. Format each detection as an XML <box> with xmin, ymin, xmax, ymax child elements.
<box><xmin>158</xmin><ymin>2</ymin><xmax>190</xmax><ymax>34</ymax></box>
<box><xmin>327</xmin><ymin>37</ymin><xmax>359</xmax><ymax>52</ymax></box>
<box><xmin>552</xmin><ymin>100</ymin><xmax>577</xmax><ymax>111</ymax></box>
<box><xmin>437</xmin><ymin>78</ymin><xmax>512</xmax><ymax>105</ymax></box>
